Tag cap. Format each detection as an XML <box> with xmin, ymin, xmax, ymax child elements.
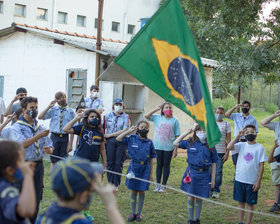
<box><xmin>113</xmin><ymin>98</ymin><xmax>123</xmax><ymax>105</ymax></box>
<box><xmin>51</xmin><ymin>157</ymin><xmax>103</xmax><ymax>198</ymax></box>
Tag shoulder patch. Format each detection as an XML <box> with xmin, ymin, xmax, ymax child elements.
<box><xmin>1</xmin><ymin>186</ymin><xmax>19</xmax><ymax>199</ymax></box>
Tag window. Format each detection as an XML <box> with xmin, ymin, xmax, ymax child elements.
<box><xmin>37</xmin><ymin>8</ymin><xmax>47</xmax><ymax>20</ymax></box>
<box><xmin>128</xmin><ymin>24</ymin><xmax>135</xmax><ymax>35</ymax></box>
<box><xmin>77</xmin><ymin>15</ymin><xmax>86</xmax><ymax>27</ymax></box>
<box><xmin>94</xmin><ymin>18</ymin><xmax>103</xmax><ymax>29</ymax></box>
<box><xmin>14</xmin><ymin>4</ymin><xmax>26</xmax><ymax>17</ymax></box>
<box><xmin>112</xmin><ymin>21</ymin><xmax>120</xmax><ymax>32</ymax></box>
<box><xmin>0</xmin><ymin>1</ymin><xmax>3</xmax><ymax>14</ymax></box>
<box><xmin>57</xmin><ymin>11</ymin><xmax>67</xmax><ymax>24</ymax></box>
<box><xmin>0</xmin><ymin>76</ymin><xmax>4</xmax><ymax>97</ymax></box>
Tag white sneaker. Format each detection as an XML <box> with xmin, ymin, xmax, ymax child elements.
<box><xmin>153</xmin><ymin>184</ymin><xmax>160</xmax><ymax>192</ymax></box>
<box><xmin>158</xmin><ymin>185</ymin><xmax>166</xmax><ymax>193</ymax></box>
<box><xmin>212</xmin><ymin>192</ymin><xmax>220</xmax><ymax>199</ymax></box>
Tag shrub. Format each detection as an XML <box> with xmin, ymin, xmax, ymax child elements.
<box><xmin>212</xmin><ymin>97</ymin><xmax>236</xmax><ymax>112</ymax></box>
<box><xmin>264</xmin><ymin>102</ymin><xmax>278</xmax><ymax>114</ymax></box>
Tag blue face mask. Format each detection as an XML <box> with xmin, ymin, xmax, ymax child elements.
<box><xmin>13</xmin><ymin>168</ymin><xmax>23</xmax><ymax>182</ymax></box>
<box><xmin>89</xmin><ymin>117</ymin><xmax>99</xmax><ymax>126</ymax></box>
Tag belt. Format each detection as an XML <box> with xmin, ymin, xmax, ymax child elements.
<box><xmin>51</xmin><ymin>132</ymin><xmax>68</xmax><ymax>138</ymax></box>
<box><xmin>132</xmin><ymin>160</ymin><xmax>148</xmax><ymax>165</ymax></box>
<box><xmin>190</xmin><ymin>165</ymin><xmax>209</xmax><ymax>172</ymax></box>
<box><xmin>33</xmin><ymin>160</ymin><xmax>43</xmax><ymax>165</ymax></box>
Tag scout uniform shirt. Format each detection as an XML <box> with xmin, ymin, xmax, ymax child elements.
<box><xmin>105</xmin><ymin>111</ymin><xmax>129</xmax><ymax>134</ymax></box>
<box><xmin>84</xmin><ymin>97</ymin><xmax>103</xmax><ymax>110</ymax></box>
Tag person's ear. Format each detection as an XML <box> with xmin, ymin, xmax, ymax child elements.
<box><xmin>78</xmin><ymin>190</ymin><xmax>90</xmax><ymax>205</ymax></box>
<box><xmin>6</xmin><ymin>166</ymin><xmax>15</xmax><ymax>176</ymax></box>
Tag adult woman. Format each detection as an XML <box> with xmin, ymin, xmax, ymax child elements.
<box><xmin>144</xmin><ymin>102</ymin><xmax>180</xmax><ymax>192</ymax></box>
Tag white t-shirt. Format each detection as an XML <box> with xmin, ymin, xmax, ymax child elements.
<box><xmin>234</xmin><ymin>142</ymin><xmax>268</xmax><ymax>185</ymax></box>
<box><xmin>268</xmin><ymin>122</ymin><xmax>280</xmax><ymax>169</ymax></box>
<box><xmin>215</xmin><ymin>120</ymin><xmax>231</xmax><ymax>153</ymax></box>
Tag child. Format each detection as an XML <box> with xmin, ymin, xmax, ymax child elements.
<box><xmin>0</xmin><ymin>113</ymin><xmax>16</xmax><ymax>139</ymax></box>
<box><xmin>36</xmin><ymin>157</ymin><xmax>125</xmax><ymax>224</ymax></box>
<box><xmin>116</xmin><ymin>120</ymin><xmax>156</xmax><ymax>222</ymax></box>
<box><xmin>174</xmin><ymin>125</ymin><xmax>217</xmax><ymax>224</ymax></box>
<box><xmin>0</xmin><ymin>140</ymin><xmax>36</xmax><ymax>224</ymax></box>
<box><xmin>227</xmin><ymin>124</ymin><xmax>267</xmax><ymax>224</ymax></box>
<box><xmin>84</xmin><ymin>85</ymin><xmax>104</xmax><ymax>114</ymax></box>
<box><xmin>145</xmin><ymin>102</ymin><xmax>180</xmax><ymax>192</ymax></box>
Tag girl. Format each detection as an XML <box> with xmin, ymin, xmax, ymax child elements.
<box><xmin>173</xmin><ymin>125</ymin><xmax>217</xmax><ymax>224</ymax></box>
<box><xmin>144</xmin><ymin>102</ymin><xmax>180</xmax><ymax>192</ymax></box>
<box><xmin>0</xmin><ymin>140</ymin><xmax>36</xmax><ymax>224</ymax></box>
<box><xmin>104</xmin><ymin>98</ymin><xmax>130</xmax><ymax>187</ymax></box>
<box><xmin>63</xmin><ymin>109</ymin><xmax>107</xmax><ymax>222</ymax></box>
<box><xmin>116</xmin><ymin>121</ymin><xmax>156</xmax><ymax>222</ymax></box>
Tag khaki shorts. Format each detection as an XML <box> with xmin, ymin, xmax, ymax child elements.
<box><xmin>271</xmin><ymin>166</ymin><xmax>280</xmax><ymax>185</ymax></box>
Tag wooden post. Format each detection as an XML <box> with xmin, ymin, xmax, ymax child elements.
<box><xmin>95</xmin><ymin>0</ymin><xmax>104</xmax><ymax>87</ymax></box>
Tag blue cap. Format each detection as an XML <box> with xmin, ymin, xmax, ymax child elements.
<box><xmin>51</xmin><ymin>157</ymin><xmax>103</xmax><ymax>198</ymax></box>
<box><xmin>113</xmin><ymin>98</ymin><xmax>123</xmax><ymax>105</ymax></box>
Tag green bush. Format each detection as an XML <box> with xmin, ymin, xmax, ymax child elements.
<box><xmin>264</xmin><ymin>102</ymin><xmax>278</xmax><ymax>114</ymax></box>
<box><xmin>212</xmin><ymin>97</ymin><xmax>236</xmax><ymax>112</ymax></box>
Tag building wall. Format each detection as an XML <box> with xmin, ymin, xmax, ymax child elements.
<box><xmin>0</xmin><ymin>0</ymin><xmax>161</xmax><ymax>42</ymax></box>
<box><xmin>0</xmin><ymin>31</ymin><xmax>96</xmax><ymax>113</ymax></box>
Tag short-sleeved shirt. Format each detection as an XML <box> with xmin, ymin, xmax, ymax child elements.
<box><xmin>37</xmin><ymin>202</ymin><xmax>91</xmax><ymax>224</ymax></box>
<box><xmin>0</xmin><ymin>126</ymin><xmax>13</xmax><ymax>140</ymax></box>
<box><xmin>148</xmin><ymin>114</ymin><xmax>180</xmax><ymax>151</ymax></box>
<box><xmin>84</xmin><ymin>97</ymin><xmax>103</xmax><ymax>110</ymax></box>
<box><xmin>0</xmin><ymin>98</ymin><xmax>5</xmax><ymax>116</ymax></box>
<box><xmin>0</xmin><ymin>178</ymin><xmax>29</xmax><ymax>224</ymax></box>
<box><xmin>8</xmin><ymin>116</ymin><xmax>53</xmax><ymax>161</ymax></box>
<box><xmin>268</xmin><ymin>122</ymin><xmax>280</xmax><ymax>168</ymax></box>
<box><xmin>43</xmin><ymin>106</ymin><xmax>75</xmax><ymax>134</ymax></box>
<box><xmin>105</xmin><ymin>112</ymin><xmax>129</xmax><ymax>134</ymax></box>
<box><xmin>73</xmin><ymin>123</ymin><xmax>103</xmax><ymax>162</ymax></box>
<box><xmin>179</xmin><ymin>140</ymin><xmax>218</xmax><ymax>167</ymax></box>
<box><xmin>9</xmin><ymin>103</ymin><xmax>22</xmax><ymax>125</ymax></box>
<box><xmin>122</xmin><ymin>135</ymin><xmax>157</xmax><ymax>163</ymax></box>
<box><xmin>215</xmin><ymin>120</ymin><xmax>231</xmax><ymax>153</ymax></box>
<box><xmin>234</xmin><ymin>142</ymin><xmax>267</xmax><ymax>185</ymax></box>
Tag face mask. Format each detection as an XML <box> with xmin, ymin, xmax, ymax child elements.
<box><xmin>90</xmin><ymin>92</ymin><xmax>98</xmax><ymax>99</ymax></box>
<box><xmin>245</xmin><ymin>134</ymin><xmax>256</xmax><ymax>142</ymax></box>
<box><xmin>137</xmin><ymin>129</ymin><xmax>149</xmax><ymax>138</ymax></box>
<box><xmin>215</xmin><ymin>114</ymin><xmax>224</xmax><ymax>121</ymax></box>
<box><xmin>59</xmin><ymin>99</ymin><xmax>66</xmax><ymax>106</ymax></box>
<box><xmin>163</xmin><ymin>109</ymin><xmax>172</xmax><ymax>116</ymax></box>
<box><xmin>242</xmin><ymin>108</ymin><xmax>249</xmax><ymax>114</ymax></box>
<box><xmin>89</xmin><ymin>117</ymin><xmax>99</xmax><ymax>126</ymax></box>
<box><xmin>197</xmin><ymin>132</ymin><xmax>207</xmax><ymax>142</ymax></box>
<box><xmin>83</xmin><ymin>193</ymin><xmax>94</xmax><ymax>210</ymax></box>
<box><xmin>114</xmin><ymin>105</ymin><xmax>123</xmax><ymax>113</ymax></box>
<box><xmin>26</xmin><ymin>109</ymin><xmax>38</xmax><ymax>119</ymax></box>
<box><xmin>19</xmin><ymin>97</ymin><xmax>24</xmax><ymax>101</ymax></box>
<box><xmin>13</xmin><ymin>168</ymin><xmax>23</xmax><ymax>182</ymax></box>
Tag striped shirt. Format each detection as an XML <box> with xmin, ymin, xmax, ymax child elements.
<box><xmin>215</xmin><ymin>120</ymin><xmax>231</xmax><ymax>153</ymax></box>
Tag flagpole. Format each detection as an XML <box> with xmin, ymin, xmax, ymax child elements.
<box><xmin>95</xmin><ymin>0</ymin><xmax>104</xmax><ymax>87</ymax></box>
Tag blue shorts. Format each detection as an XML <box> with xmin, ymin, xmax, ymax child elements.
<box><xmin>233</xmin><ymin>180</ymin><xmax>258</xmax><ymax>205</ymax></box>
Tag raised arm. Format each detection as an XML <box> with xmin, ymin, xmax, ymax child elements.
<box><xmin>268</xmin><ymin>140</ymin><xmax>279</xmax><ymax>163</ymax></box>
<box><xmin>173</xmin><ymin>129</ymin><xmax>193</xmax><ymax>147</ymax></box>
<box><xmin>63</xmin><ymin>112</ymin><xmax>83</xmax><ymax>134</ymax></box>
<box><xmin>38</xmin><ymin>100</ymin><xmax>56</xmax><ymax>120</ymax></box>
<box><xmin>3</xmin><ymin>94</ymin><xmax>19</xmax><ymax>116</ymax></box>
<box><xmin>227</xmin><ymin>129</ymin><xmax>244</xmax><ymax>151</ymax></box>
<box><xmin>261</xmin><ymin>110</ymin><xmax>280</xmax><ymax>128</ymax></box>
<box><xmin>225</xmin><ymin>104</ymin><xmax>242</xmax><ymax>118</ymax></box>
<box><xmin>116</xmin><ymin>126</ymin><xmax>137</xmax><ymax>142</ymax></box>
<box><xmin>0</xmin><ymin>113</ymin><xmax>16</xmax><ymax>133</ymax></box>
<box><xmin>144</xmin><ymin>103</ymin><xmax>163</xmax><ymax>120</ymax></box>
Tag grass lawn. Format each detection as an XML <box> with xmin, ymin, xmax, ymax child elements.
<box><xmin>39</xmin><ymin>110</ymin><xmax>280</xmax><ymax>223</ymax></box>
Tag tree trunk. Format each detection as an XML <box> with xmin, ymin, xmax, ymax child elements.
<box><xmin>260</xmin><ymin>78</ymin><xmax>263</xmax><ymax>105</ymax></box>
<box><xmin>278</xmin><ymin>81</ymin><xmax>280</xmax><ymax>109</ymax></box>
<box><xmin>249</xmin><ymin>78</ymin><xmax>253</xmax><ymax>102</ymax></box>
<box><xmin>237</xmin><ymin>86</ymin><xmax>241</xmax><ymax>113</ymax></box>
<box><xmin>269</xmin><ymin>83</ymin><xmax>272</xmax><ymax>104</ymax></box>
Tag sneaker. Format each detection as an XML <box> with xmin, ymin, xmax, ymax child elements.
<box><xmin>195</xmin><ymin>219</ymin><xmax>200</xmax><ymax>224</ymax></box>
<box><xmin>127</xmin><ymin>213</ymin><xmax>136</xmax><ymax>222</ymax></box>
<box><xmin>135</xmin><ymin>213</ymin><xmax>142</xmax><ymax>222</ymax></box>
<box><xmin>188</xmin><ymin>220</ymin><xmax>195</xmax><ymax>224</ymax></box>
<box><xmin>158</xmin><ymin>185</ymin><xmax>166</xmax><ymax>193</ymax></box>
<box><xmin>153</xmin><ymin>184</ymin><xmax>160</xmax><ymax>192</ymax></box>
<box><xmin>83</xmin><ymin>210</ymin><xmax>94</xmax><ymax>222</ymax></box>
<box><xmin>212</xmin><ymin>191</ymin><xmax>220</xmax><ymax>199</ymax></box>
<box><xmin>269</xmin><ymin>203</ymin><xmax>280</xmax><ymax>212</ymax></box>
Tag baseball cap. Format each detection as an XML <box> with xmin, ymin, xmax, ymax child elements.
<box><xmin>113</xmin><ymin>98</ymin><xmax>123</xmax><ymax>105</ymax></box>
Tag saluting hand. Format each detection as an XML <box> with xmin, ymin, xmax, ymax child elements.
<box><xmin>49</xmin><ymin>100</ymin><xmax>56</xmax><ymax>108</ymax></box>
<box><xmin>155</xmin><ymin>103</ymin><xmax>164</xmax><ymax>111</ymax></box>
<box><xmin>235</xmin><ymin>104</ymin><xmax>243</xmax><ymax>109</ymax></box>
<box><xmin>274</xmin><ymin>110</ymin><xmax>280</xmax><ymax>118</ymax></box>
<box><xmin>129</xmin><ymin>126</ymin><xmax>138</xmax><ymax>133</ymax></box>
<box><xmin>6</xmin><ymin>112</ymin><xmax>16</xmax><ymax>122</ymax></box>
<box><xmin>273</xmin><ymin>139</ymin><xmax>279</xmax><ymax>149</ymax></box>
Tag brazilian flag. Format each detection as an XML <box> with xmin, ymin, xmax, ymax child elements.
<box><xmin>114</xmin><ymin>0</ymin><xmax>221</xmax><ymax>147</ymax></box>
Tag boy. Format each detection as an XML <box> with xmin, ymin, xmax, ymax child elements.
<box><xmin>0</xmin><ymin>140</ymin><xmax>36</xmax><ymax>224</ymax></box>
<box><xmin>212</xmin><ymin>106</ymin><xmax>231</xmax><ymax>198</ymax></box>
<box><xmin>38</xmin><ymin>92</ymin><xmax>75</xmax><ymax>169</ymax></box>
<box><xmin>36</xmin><ymin>157</ymin><xmax>125</xmax><ymax>224</ymax></box>
<box><xmin>261</xmin><ymin>110</ymin><xmax>280</xmax><ymax>212</ymax></box>
<box><xmin>8</xmin><ymin>96</ymin><xmax>53</xmax><ymax>223</ymax></box>
<box><xmin>84</xmin><ymin>85</ymin><xmax>104</xmax><ymax>114</ymax></box>
<box><xmin>227</xmin><ymin>125</ymin><xmax>267</xmax><ymax>224</ymax></box>
<box><xmin>3</xmin><ymin>87</ymin><xmax>27</xmax><ymax>124</ymax></box>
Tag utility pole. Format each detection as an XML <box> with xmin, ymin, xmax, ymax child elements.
<box><xmin>95</xmin><ymin>0</ymin><xmax>104</xmax><ymax>86</ymax></box>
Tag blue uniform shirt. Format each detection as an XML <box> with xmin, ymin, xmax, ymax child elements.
<box><xmin>229</xmin><ymin>113</ymin><xmax>258</xmax><ymax>137</ymax></box>
<box><xmin>105</xmin><ymin>112</ymin><xmax>129</xmax><ymax>134</ymax></box>
<box><xmin>0</xmin><ymin>177</ymin><xmax>29</xmax><ymax>224</ymax></box>
<box><xmin>9</xmin><ymin>116</ymin><xmax>53</xmax><ymax>161</ymax></box>
<box><xmin>73</xmin><ymin>123</ymin><xmax>104</xmax><ymax>162</ymax></box>
<box><xmin>43</xmin><ymin>106</ymin><xmax>75</xmax><ymax>134</ymax></box>
<box><xmin>36</xmin><ymin>202</ymin><xmax>91</xmax><ymax>224</ymax></box>
<box><xmin>84</xmin><ymin>97</ymin><xmax>103</xmax><ymax>109</ymax></box>
<box><xmin>179</xmin><ymin>140</ymin><xmax>218</xmax><ymax>167</ymax></box>
<box><xmin>122</xmin><ymin>135</ymin><xmax>157</xmax><ymax>163</ymax></box>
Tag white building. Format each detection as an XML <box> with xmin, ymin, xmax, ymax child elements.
<box><xmin>0</xmin><ymin>0</ymin><xmax>161</xmax><ymax>42</ymax></box>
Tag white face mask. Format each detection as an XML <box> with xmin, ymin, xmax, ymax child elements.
<box><xmin>114</xmin><ymin>105</ymin><xmax>123</xmax><ymax>113</ymax></box>
<box><xmin>90</xmin><ymin>92</ymin><xmax>98</xmax><ymax>98</ymax></box>
<box><xmin>196</xmin><ymin>132</ymin><xmax>207</xmax><ymax>142</ymax></box>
